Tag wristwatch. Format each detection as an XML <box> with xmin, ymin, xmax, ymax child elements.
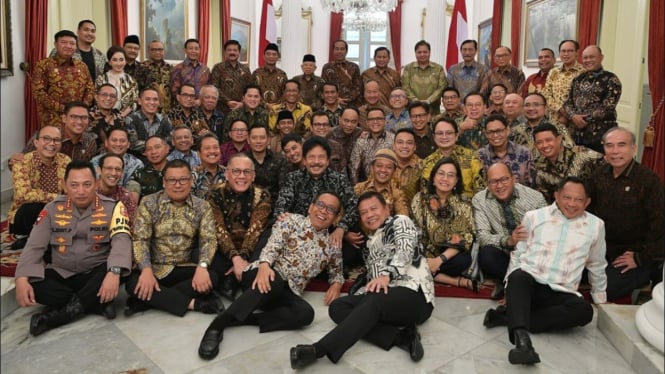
<box><xmin>108</xmin><ymin>266</ymin><xmax>122</xmax><ymax>275</ymax></box>
<box><xmin>198</xmin><ymin>261</ymin><xmax>209</xmax><ymax>269</ymax></box>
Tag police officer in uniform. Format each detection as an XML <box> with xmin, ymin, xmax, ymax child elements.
<box><xmin>14</xmin><ymin>160</ymin><xmax>132</xmax><ymax>336</ymax></box>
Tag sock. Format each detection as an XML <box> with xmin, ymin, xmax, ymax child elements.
<box><xmin>313</xmin><ymin>342</ymin><xmax>326</xmax><ymax>358</ymax></box>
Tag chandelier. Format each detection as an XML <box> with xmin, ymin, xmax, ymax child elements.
<box><xmin>344</xmin><ymin>8</ymin><xmax>387</xmax><ymax>32</ymax></box>
<box><xmin>320</xmin><ymin>0</ymin><xmax>398</xmax><ymax>13</ymax></box>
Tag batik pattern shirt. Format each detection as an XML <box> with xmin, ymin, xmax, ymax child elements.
<box><xmin>91</xmin><ymin>152</ymin><xmax>144</xmax><ymax>187</ymax></box>
<box><xmin>167</xmin><ymin>105</ymin><xmax>209</xmax><ymax>134</ymax></box>
<box><xmin>248</xmin><ymin>150</ymin><xmax>287</xmax><ymax>200</ymax></box>
<box><xmin>385</xmin><ymin>109</ymin><xmax>412</xmax><ymax>133</ymax></box>
<box><xmin>446</xmin><ymin>61</ymin><xmax>488</xmax><ymax>100</ymax></box>
<box><xmin>252</xmin><ymin>66</ymin><xmax>288</xmax><ymax>105</ymax></box>
<box><xmin>204</xmin><ymin>109</ymin><xmax>226</xmax><ymax>141</ymax></box>
<box><xmin>562</xmin><ymin>69</ymin><xmax>622</xmax><ymax>147</ymax></box>
<box><xmin>170</xmin><ymin>58</ymin><xmax>211</xmax><ymax>99</ymax></box>
<box><xmin>414</xmin><ymin>132</ymin><xmax>437</xmax><ymax>159</ymax></box>
<box><xmin>354</xmin><ymin>178</ymin><xmax>409</xmax><ymax>216</ymax></box>
<box><xmin>588</xmin><ymin>161</ymin><xmax>664</xmax><ymax>264</ymax></box>
<box><xmin>211</xmin><ymin>60</ymin><xmax>253</xmax><ymax>113</ymax></box>
<box><xmin>411</xmin><ymin>192</ymin><xmax>475</xmax><ymax>258</ymax></box>
<box><xmin>317</xmin><ymin>105</ymin><xmax>344</xmax><ymax>128</ymax></box>
<box><xmin>268</xmin><ymin>102</ymin><xmax>313</xmax><ymax>136</ymax></box>
<box><xmin>395</xmin><ymin>155</ymin><xmax>422</xmax><ymax>204</ymax></box>
<box><xmin>275</xmin><ymin>168</ymin><xmax>358</xmax><ymax>231</ymax></box>
<box><xmin>358</xmin><ymin>104</ymin><xmax>391</xmax><ymax>131</ymax></box>
<box><xmin>420</xmin><ymin>146</ymin><xmax>486</xmax><ymax>200</ymax></box>
<box><xmin>223</xmin><ymin>107</ymin><xmax>269</xmax><ymax>136</ymax></box>
<box><xmin>143</xmin><ymin>59</ymin><xmax>173</xmax><ymax>112</ymax></box>
<box><xmin>127</xmin><ymin>163</ymin><xmax>164</xmax><ymax>198</ymax></box>
<box><xmin>32</xmin><ymin>55</ymin><xmax>95</xmax><ymax>128</ymax></box>
<box><xmin>534</xmin><ymin>145</ymin><xmax>604</xmax><ymax>203</ymax></box>
<box><xmin>401</xmin><ymin>61</ymin><xmax>447</xmax><ymax>115</ymax></box>
<box><xmin>542</xmin><ymin>62</ymin><xmax>584</xmax><ymax>121</ymax></box>
<box><xmin>132</xmin><ymin>192</ymin><xmax>217</xmax><ymax>279</ymax></box>
<box><xmin>361</xmin><ymin>215</ymin><xmax>435</xmax><ymax>304</ymax></box>
<box><xmin>100</xmin><ymin>185</ymin><xmax>138</xmax><ymax>225</ymax></box>
<box><xmin>207</xmin><ymin>183</ymin><xmax>271</xmax><ymax>260</ymax></box>
<box><xmin>192</xmin><ymin>165</ymin><xmax>227</xmax><ymax>199</ymax></box>
<box><xmin>361</xmin><ymin>66</ymin><xmax>402</xmax><ymax>107</ymax></box>
<box><xmin>8</xmin><ymin>152</ymin><xmax>70</xmax><ymax>224</ymax></box>
<box><xmin>349</xmin><ymin>131</ymin><xmax>395</xmax><ymax>184</ymax></box>
<box><xmin>455</xmin><ymin>116</ymin><xmax>488</xmax><ymax>150</ymax></box>
<box><xmin>478</xmin><ymin>141</ymin><xmax>535</xmax><ymax>187</ymax></box>
<box><xmin>479</xmin><ymin>66</ymin><xmax>525</xmax><ymax>98</ymax></box>
<box><xmin>49</xmin><ymin>47</ymin><xmax>107</xmax><ymax>79</ymax></box>
<box><xmin>471</xmin><ymin>183</ymin><xmax>546</xmax><ymax>252</ymax></box>
<box><xmin>321</xmin><ymin>60</ymin><xmax>362</xmax><ymax>105</ymax></box>
<box><xmin>219</xmin><ymin>141</ymin><xmax>250</xmax><ymax>166</ymax></box>
<box><xmin>327</xmin><ymin>126</ymin><xmax>362</xmax><ymax>164</ymax></box>
<box><xmin>167</xmin><ymin>150</ymin><xmax>201</xmax><ymax>169</ymax></box>
<box><xmin>292</xmin><ymin>74</ymin><xmax>325</xmax><ymax>108</ymax></box>
<box><xmin>95</xmin><ymin>72</ymin><xmax>139</xmax><ymax>113</ymax></box>
<box><xmin>124</xmin><ymin>110</ymin><xmax>173</xmax><ymax>142</ymax></box>
<box><xmin>521</xmin><ymin>69</ymin><xmax>550</xmax><ymax>97</ymax></box>
<box><xmin>248</xmin><ymin>214</ymin><xmax>344</xmax><ymax>295</ymax></box>
<box><xmin>508</xmin><ymin>203</ymin><xmax>607</xmax><ymax>304</ymax></box>
<box><xmin>88</xmin><ymin>106</ymin><xmax>125</xmax><ymax>150</ymax></box>
<box><xmin>124</xmin><ymin>60</ymin><xmax>153</xmax><ymax>91</ymax></box>
<box><xmin>510</xmin><ymin>120</ymin><xmax>575</xmax><ymax>159</ymax></box>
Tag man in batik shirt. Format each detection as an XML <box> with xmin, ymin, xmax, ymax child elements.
<box><xmin>170</xmin><ymin>38</ymin><xmax>211</xmax><ymax>104</ymax></box>
<box><xmin>252</xmin><ymin>43</ymin><xmax>288</xmax><ymax>107</ymax></box>
<box><xmin>322</xmin><ymin>40</ymin><xmax>362</xmax><ymax>106</ymax></box>
<box><xmin>293</xmin><ymin>54</ymin><xmax>324</xmax><ymax>108</ymax></box>
<box><xmin>211</xmin><ymin>40</ymin><xmax>253</xmax><ymax>114</ymax></box>
<box><xmin>143</xmin><ymin>40</ymin><xmax>173</xmax><ymax>112</ymax></box>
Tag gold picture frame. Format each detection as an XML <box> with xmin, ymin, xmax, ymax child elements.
<box><xmin>524</xmin><ymin>0</ymin><xmax>578</xmax><ymax>67</ymax></box>
<box><xmin>230</xmin><ymin>17</ymin><xmax>251</xmax><ymax>65</ymax></box>
<box><xmin>0</xmin><ymin>0</ymin><xmax>13</xmax><ymax>77</ymax></box>
<box><xmin>140</xmin><ymin>0</ymin><xmax>189</xmax><ymax>64</ymax></box>
<box><xmin>478</xmin><ymin>18</ymin><xmax>492</xmax><ymax>68</ymax></box>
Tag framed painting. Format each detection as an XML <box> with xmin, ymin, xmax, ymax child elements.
<box><xmin>141</xmin><ymin>0</ymin><xmax>189</xmax><ymax>64</ymax></box>
<box><xmin>230</xmin><ymin>18</ymin><xmax>251</xmax><ymax>64</ymax></box>
<box><xmin>0</xmin><ymin>0</ymin><xmax>13</xmax><ymax>77</ymax></box>
<box><xmin>524</xmin><ymin>0</ymin><xmax>578</xmax><ymax>67</ymax></box>
<box><xmin>478</xmin><ymin>18</ymin><xmax>492</xmax><ymax>68</ymax></box>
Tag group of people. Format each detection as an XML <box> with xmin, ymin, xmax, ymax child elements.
<box><xmin>8</xmin><ymin>21</ymin><xmax>664</xmax><ymax>367</ymax></box>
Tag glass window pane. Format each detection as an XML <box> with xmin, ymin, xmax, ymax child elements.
<box><xmin>371</xmin><ymin>30</ymin><xmax>387</xmax><ymax>42</ymax></box>
<box><xmin>345</xmin><ymin>30</ymin><xmax>360</xmax><ymax>41</ymax></box>
<box><xmin>348</xmin><ymin>43</ymin><xmax>360</xmax><ymax>59</ymax></box>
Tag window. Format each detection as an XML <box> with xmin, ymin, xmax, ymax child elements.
<box><xmin>343</xmin><ymin>13</ymin><xmax>390</xmax><ymax>71</ymax></box>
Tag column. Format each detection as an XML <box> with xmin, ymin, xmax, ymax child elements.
<box><xmin>279</xmin><ymin>2</ymin><xmax>305</xmax><ymax>77</ymax></box>
<box><xmin>424</xmin><ymin>0</ymin><xmax>447</xmax><ymax>66</ymax></box>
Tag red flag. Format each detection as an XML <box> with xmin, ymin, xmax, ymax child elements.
<box><xmin>446</xmin><ymin>0</ymin><xmax>469</xmax><ymax>70</ymax></box>
<box><xmin>259</xmin><ymin>0</ymin><xmax>278</xmax><ymax>66</ymax></box>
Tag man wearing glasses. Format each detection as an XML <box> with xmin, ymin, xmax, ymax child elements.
<box><xmin>199</xmin><ymin>191</ymin><xmax>345</xmax><ymax>360</ymax></box>
<box><xmin>349</xmin><ymin>107</ymin><xmax>395</xmax><ymax>185</ymax></box>
<box><xmin>167</xmin><ymin>83</ymin><xmax>209</xmax><ymax>136</ymax></box>
<box><xmin>7</xmin><ymin>125</ymin><xmax>71</xmax><ymax>250</ymax></box>
<box><xmin>125</xmin><ymin>159</ymin><xmax>223</xmax><ymax>317</ymax></box>
<box><xmin>385</xmin><ymin>87</ymin><xmax>412</xmax><ymax>133</ymax></box>
<box><xmin>479</xmin><ymin>46</ymin><xmax>525</xmax><ymax>99</ymax></box>
<box><xmin>473</xmin><ymin>162</ymin><xmax>546</xmax><ymax>300</ymax></box>
<box><xmin>311</xmin><ymin>111</ymin><xmax>347</xmax><ymax>176</ymax></box>
<box><xmin>142</xmin><ymin>40</ymin><xmax>173</xmax><ymax>113</ymax></box>
<box><xmin>408</xmin><ymin>102</ymin><xmax>437</xmax><ymax>159</ymax></box>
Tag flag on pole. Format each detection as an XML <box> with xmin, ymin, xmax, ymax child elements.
<box><xmin>259</xmin><ymin>0</ymin><xmax>278</xmax><ymax>66</ymax></box>
<box><xmin>445</xmin><ymin>0</ymin><xmax>469</xmax><ymax>70</ymax></box>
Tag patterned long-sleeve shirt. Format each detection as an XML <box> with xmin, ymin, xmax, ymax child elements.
<box><xmin>91</xmin><ymin>152</ymin><xmax>144</xmax><ymax>187</ymax></box>
<box><xmin>95</xmin><ymin>72</ymin><xmax>139</xmax><ymax>114</ymax></box>
<box><xmin>401</xmin><ymin>61</ymin><xmax>447</xmax><ymax>115</ymax></box>
<box><xmin>248</xmin><ymin>150</ymin><xmax>287</xmax><ymax>200</ymax></box>
<box><xmin>211</xmin><ymin>60</ymin><xmax>253</xmax><ymax>113</ymax></box>
<box><xmin>292</xmin><ymin>74</ymin><xmax>325</xmax><ymax>108</ymax></box>
<box><xmin>541</xmin><ymin>62</ymin><xmax>584</xmax><ymax>121</ymax></box>
<box><xmin>124</xmin><ymin>60</ymin><xmax>153</xmax><ymax>91</ymax></box>
<box><xmin>508</xmin><ymin>204</ymin><xmax>607</xmax><ymax>304</ymax></box>
<box><xmin>170</xmin><ymin>58</ymin><xmax>211</xmax><ymax>101</ymax></box>
<box><xmin>471</xmin><ymin>183</ymin><xmax>546</xmax><ymax>251</ymax></box>
<box><xmin>411</xmin><ymin>192</ymin><xmax>475</xmax><ymax>258</ymax></box>
<box><xmin>395</xmin><ymin>155</ymin><xmax>422</xmax><ymax>204</ymax></box>
<box><xmin>252</xmin><ymin>66</ymin><xmax>288</xmax><ymax>105</ymax></box>
<box><xmin>385</xmin><ymin>109</ymin><xmax>412</xmax><ymax>133</ymax></box>
<box><xmin>321</xmin><ymin>60</ymin><xmax>362</xmax><ymax>105</ymax></box>
<box><xmin>23</xmin><ymin>132</ymin><xmax>97</xmax><ymax>162</ymax></box>
<box><xmin>478</xmin><ymin>141</ymin><xmax>535</xmax><ymax>187</ymax></box>
<box><xmin>361</xmin><ymin>215</ymin><xmax>435</xmax><ymax>304</ymax></box>
<box><xmin>354</xmin><ymin>178</ymin><xmax>409</xmax><ymax>216</ymax></box>
<box><xmin>31</xmin><ymin>55</ymin><xmax>95</xmax><ymax>128</ymax></box>
<box><xmin>588</xmin><ymin>161</ymin><xmax>664</xmax><ymax>264</ymax></box>
<box><xmin>361</xmin><ymin>67</ymin><xmax>401</xmax><ymax>107</ymax></box>
<box><xmin>479</xmin><ymin>66</ymin><xmax>525</xmax><ymax>98</ymax></box>
<box><xmin>562</xmin><ymin>68</ymin><xmax>622</xmax><ymax>148</ymax></box>
<box><xmin>420</xmin><ymin>146</ymin><xmax>486</xmax><ymax>200</ymax></box>
<box><xmin>99</xmin><ymin>185</ymin><xmax>138</xmax><ymax>226</ymax></box>
<box><xmin>521</xmin><ymin>69</ymin><xmax>550</xmax><ymax>97</ymax></box>
<box><xmin>192</xmin><ymin>164</ymin><xmax>226</xmax><ymax>198</ymax></box>
<box><xmin>510</xmin><ymin>119</ymin><xmax>575</xmax><ymax>159</ymax></box>
<box><xmin>124</xmin><ymin>110</ymin><xmax>173</xmax><ymax>142</ymax></box>
<box><xmin>143</xmin><ymin>59</ymin><xmax>173</xmax><ymax>112</ymax></box>
<box><xmin>167</xmin><ymin>105</ymin><xmax>209</xmax><ymax>134</ymax></box>
<box><xmin>223</xmin><ymin>107</ymin><xmax>269</xmax><ymax>139</ymax></box>
<box><xmin>49</xmin><ymin>47</ymin><xmax>107</xmax><ymax>80</ymax></box>
<box><xmin>455</xmin><ymin>115</ymin><xmax>488</xmax><ymax>150</ymax></box>
<box><xmin>207</xmin><ymin>183</ymin><xmax>271</xmax><ymax>261</ymax></box>
<box><xmin>534</xmin><ymin>145</ymin><xmax>604</xmax><ymax>203</ymax></box>
<box><xmin>275</xmin><ymin>168</ymin><xmax>358</xmax><ymax>231</ymax></box>
<box><xmin>327</xmin><ymin>125</ymin><xmax>362</xmax><ymax>165</ymax></box>
<box><xmin>167</xmin><ymin>150</ymin><xmax>201</xmax><ymax>170</ymax></box>
<box><xmin>219</xmin><ymin>141</ymin><xmax>250</xmax><ymax>166</ymax></box>
<box><xmin>446</xmin><ymin>61</ymin><xmax>488</xmax><ymax>100</ymax></box>
<box><xmin>248</xmin><ymin>214</ymin><xmax>344</xmax><ymax>295</ymax></box>
<box><xmin>132</xmin><ymin>192</ymin><xmax>217</xmax><ymax>279</ymax></box>
<box><xmin>126</xmin><ymin>163</ymin><xmax>164</xmax><ymax>198</ymax></box>
<box><xmin>348</xmin><ymin>130</ymin><xmax>395</xmax><ymax>184</ymax></box>
<box><xmin>268</xmin><ymin>102</ymin><xmax>313</xmax><ymax>136</ymax></box>
<box><xmin>8</xmin><ymin>152</ymin><xmax>70</xmax><ymax>224</ymax></box>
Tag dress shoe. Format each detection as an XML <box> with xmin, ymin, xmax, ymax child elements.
<box><xmin>9</xmin><ymin>237</ymin><xmax>28</xmax><ymax>250</ymax></box>
<box><xmin>29</xmin><ymin>295</ymin><xmax>85</xmax><ymax>336</ymax></box>
<box><xmin>124</xmin><ymin>297</ymin><xmax>150</xmax><ymax>317</ymax></box>
<box><xmin>290</xmin><ymin>344</ymin><xmax>317</xmax><ymax>369</ymax></box>
<box><xmin>198</xmin><ymin>329</ymin><xmax>223</xmax><ymax>360</ymax></box>
<box><xmin>396</xmin><ymin>325</ymin><xmax>424</xmax><ymax>362</ymax></box>
<box><xmin>508</xmin><ymin>328</ymin><xmax>540</xmax><ymax>365</ymax></box>
<box><xmin>101</xmin><ymin>302</ymin><xmax>117</xmax><ymax>320</ymax></box>
<box><xmin>490</xmin><ymin>281</ymin><xmax>505</xmax><ymax>300</ymax></box>
<box><xmin>194</xmin><ymin>292</ymin><xmax>225</xmax><ymax>314</ymax></box>
<box><xmin>483</xmin><ymin>305</ymin><xmax>507</xmax><ymax>328</ymax></box>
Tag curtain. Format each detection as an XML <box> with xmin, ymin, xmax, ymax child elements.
<box><xmin>221</xmin><ymin>0</ymin><xmax>231</xmax><ymax>45</ymax></box>
<box><xmin>490</xmin><ymin>0</ymin><xmax>503</xmax><ymax>68</ymax></box>
<box><xmin>24</xmin><ymin>0</ymin><xmax>49</xmax><ymax>139</ymax></box>
<box><xmin>197</xmin><ymin>0</ymin><xmax>210</xmax><ymax>65</ymax></box>
<box><xmin>388</xmin><ymin>0</ymin><xmax>402</xmax><ymax>71</ymax></box>
<box><xmin>510</xmin><ymin>0</ymin><xmax>521</xmax><ymax>67</ymax></box>
<box><xmin>110</xmin><ymin>0</ymin><xmax>128</xmax><ymax>47</ymax></box>
<box><xmin>577</xmin><ymin>0</ymin><xmax>602</xmax><ymax>58</ymax></box>
<box><xmin>329</xmin><ymin>12</ymin><xmax>344</xmax><ymax>62</ymax></box>
<box><xmin>641</xmin><ymin>0</ymin><xmax>665</xmax><ymax>181</ymax></box>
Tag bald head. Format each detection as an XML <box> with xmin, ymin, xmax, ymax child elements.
<box><xmin>487</xmin><ymin>162</ymin><xmax>511</xmax><ymax>179</ymax></box>
<box><xmin>582</xmin><ymin>45</ymin><xmax>604</xmax><ymax>71</ymax></box>
<box><xmin>502</xmin><ymin>93</ymin><xmax>524</xmax><ymax>119</ymax></box>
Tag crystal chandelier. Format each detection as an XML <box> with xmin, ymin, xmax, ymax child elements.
<box><xmin>344</xmin><ymin>8</ymin><xmax>387</xmax><ymax>32</ymax></box>
<box><xmin>320</xmin><ymin>0</ymin><xmax>398</xmax><ymax>13</ymax></box>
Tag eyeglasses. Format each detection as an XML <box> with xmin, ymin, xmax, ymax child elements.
<box><xmin>68</xmin><ymin>114</ymin><xmax>89</xmax><ymax>122</ymax></box>
<box><xmin>443</xmin><ymin>96</ymin><xmax>459</xmax><ymax>100</ymax></box>
<box><xmin>312</xmin><ymin>122</ymin><xmax>330</xmax><ymax>128</ymax></box>
<box><xmin>314</xmin><ymin>200</ymin><xmax>339</xmax><ymax>215</ymax></box>
<box><xmin>230</xmin><ymin>168</ymin><xmax>255</xmax><ymax>176</ymax></box>
<box><xmin>179</xmin><ymin>93</ymin><xmax>197</xmax><ymax>99</ymax></box>
<box><xmin>39</xmin><ymin>135</ymin><xmax>62</xmax><ymax>144</ymax></box>
<box><xmin>97</xmin><ymin>93</ymin><xmax>118</xmax><ymax>99</ymax></box>
<box><xmin>411</xmin><ymin>113</ymin><xmax>428</xmax><ymax>119</ymax></box>
<box><xmin>230</xmin><ymin>128</ymin><xmax>248</xmax><ymax>133</ymax></box>
<box><xmin>488</xmin><ymin>176</ymin><xmax>511</xmax><ymax>187</ymax></box>
<box><xmin>390</xmin><ymin>94</ymin><xmax>406</xmax><ymax>99</ymax></box>
<box><xmin>434</xmin><ymin>131</ymin><xmax>456</xmax><ymax>137</ymax></box>
<box><xmin>524</xmin><ymin>103</ymin><xmax>545</xmax><ymax>108</ymax></box>
<box><xmin>164</xmin><ymin>177</ymin><xmax>192</xmax><ymax>185</ymax></box>
<box><xmin>485</xmin><ymin>128</ymin><xmax>506</xmax><ymax>137</ymax></box>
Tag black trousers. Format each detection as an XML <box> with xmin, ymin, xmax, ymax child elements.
<box><xmin>210</xmin><ymin>267</ymin><xmax>315</xmax><ymax>333</ymax></box>
<box><xmin>437</xmin><ymin>250</ymin><xmax>472</xmax><ymax>277</ymax></box>
<box><xmin>478</xmin><ymin>245</ymin><xmax>510</xmax><ymax>280</ymax></box>
<box><xmin>605</xmin><ymin>264</ymin><xmax>651</xmax><ymax>301</ymax></box>
<box><xmin>125</xmin><ymin>266</ymin><xmax>219</xmax><ymax>317</ymax></box>
<box><xmin>31</xmin><ymin>262</ymin><xmax>109</xmax><ymax>313</ymax></box>
<box><xmin>317</xmin><ymin>287</ymin><xmax>433</xmax><ymax>363</ymax></box>
<box><xmin>9</xmin><ymin>202</ymin><xmax>46</xmax><ymax>236</ymax></box>
<box><xmin>506</xmin><ymin>269</ymin><xmax>593</xmax><ymax>342</ymax></box>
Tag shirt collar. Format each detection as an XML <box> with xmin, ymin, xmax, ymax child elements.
<box><xmin>158</xmin><ymin>190</ymin><xmax>195</xmax><ymax>208</ymax></box>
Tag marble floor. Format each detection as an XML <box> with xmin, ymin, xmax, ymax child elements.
<box><xmin>1</xmin><ymin>289</ymin><xmax>637</xmax><ymax>374</ymax></box>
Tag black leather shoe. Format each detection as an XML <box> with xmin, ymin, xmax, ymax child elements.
<box><xmin>509</xmin><ymin>328</ymin><xmax>540</xmax><ymax>365</ymax></box>
<box><xmin>407</xmin><ymin>328</ymin><xmax>424</xmax><ymax>362</ymax></box>
<box><xmin>290</xmin><ymin>344</ymin><xmax>317</xmax><ymax>369</ymax></box>
<box><xmin>490</xmin><ymin>282</ymin><xmax>505</xmax><ymax>300</ymax></box>
<box><xmin>483</xmin><ymin>306</ymin><xmax>507</xmax><ymax>328</ymax></box>
<box><xmin>101</xmin><ymin>302</ymin><xmax>117</xmax><ymax>320</ymax></box>
<box><xmin>194</xmin><ymin>292</ymin><xmax>225</xmax><ymax>314</ymax></box>
<box><xmin>9</xmin><ymin>237</ymin><xmax>28</xmax><ymax>250</ymax></box>
<box><xmin>29</xmin><ymin>296</ymin><xmax>85</xmax><ymax>336</ymax></box>
<box><xmin>124</xmin><ymin>297</ymin><xmax>150</xmax><ymax>317</ymax></box>
<box><xmin>198</xmin><ymin>329</ymin><xmax>223</xmax><ymax>360</ymax></box>
<box><xmin>29</xmin><ymin>312</ymin><xmax>50</xmax><ymax>337</ymax></box>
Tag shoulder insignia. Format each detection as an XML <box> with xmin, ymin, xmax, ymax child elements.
<box><xmin>35</xmin><ymin>210</ymin><xmax>48</xmax><ymax>225</ymax></box>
